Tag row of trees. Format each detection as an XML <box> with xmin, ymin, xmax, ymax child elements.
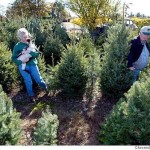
<box><xmin>2</xmin><ymin>4</ymin><xmax>150</xmax><ymax>144</ymax></box>
<box><xmin>2</xmin><ymin>0</ymin><xmax>68</xmax><ymax>22</ymax></box>
<box><xmin>0</xmin><ymin>15</ymin><xmax>144</xmax><ymax>144</ymax></box>
<box><xmin>6</xmin><ymin>0</ymin><xmax>49</xmax><ymax>17</ymax></box>
<box><xmin>0</xmin><ymin>0</ymin><xmax>123</xmax><ymax>31</ymax></box>
<box><xmin>1</xmin><ymin>0</ymin><xmax>150</xmax><ymax>32</ymax></box>
<box><xmin>2</xmin><ymin>0</ymin><xmax>150</xmax><ymax>145</ymax></box>
<box><xmin>0</xmin><ymin>12</ymin><xmax>135</xmax><ymax>100</ymax></box>
<box><xmin>129</xmin><ymin>12</ymin><xmax>150</xmax><ymax>18</ymax></box>
<box><xmin>0</xmin><ymin>84</ymin><xmax>59</xmax><ymax>145</ymax></box>
<box><xmin>70</xmin><ymin>0</ymin><xmax>121</xmax><ymax>30</ymax></box>
<box><xmin>99</xmin><ymin>63</ymin><xmax>150</xmax><ymax>144</ymax></box>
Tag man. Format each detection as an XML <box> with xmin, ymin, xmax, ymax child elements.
<box><xmin>127</xmin><ymin>26</ymin><xmax>150</xmax><ymax>83</ymax></box>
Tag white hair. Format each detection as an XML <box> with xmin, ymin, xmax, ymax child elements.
<box><xmin>17</xmin><ymin>28</ymin><xmax>31</xmax><ymax>40</ymax></box>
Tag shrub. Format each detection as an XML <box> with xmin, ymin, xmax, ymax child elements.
<box><xmin>100</xmin><ymin>25</ymin><xmax>133</xmax><ymax>99</ymax></box>
<box><xmin>45</xmin><ymin>65</ymin><xmax>59</xmax><ymax>95</ymax></box>
<box><xmin>53</xmin><ymin>24</ymin><xmax>70</xmax><ymax>48</ymax></box>
<box><xmin>0</xmin><ymin>18</ymin><xmax>25</xmax><ymax>51</ymax></box>
<box><xmin>138</xmin><ymin>62</ymin><xmax>150</xmax><ymax>83</ymax></box>
<box><xmin>57</xmin><ymin>44</ymin><xmax>88</xmax><ymax>98</ymax></box>
<box><xmin>99</xmin><ymin>78</ymin><xmax>150</xmax><ymax>145</ymax></box>
<box><xmin>37</xmin><ymin>55</ymin><xmax>47</xmax><ymax>77</ymax></box>
<box><xmin>85</xmin><ymin>48</ymin><xmax>100</xmax><ymax>100</ymax></box>
<box><xmin>0</xmin><ymin>43</ymin><xmax>21</xmax><ymax>91</ymax></box>
<box><xmin>44</xmin><ymin>35</ymin><xmax>64</xmax><ymax>65</ymax></box>
<box><xmin>33</xmin><ymin>108</ymin><xmax>59</xmax><ymax>145</ymax></box>
<box><xmin>0</xmin><ymin>85</ymin><xmax>22</xmax><ymax>145</ymax></box>
<box><xmin>78</xmin><ymin>36</ymin><xmax>94</xmax><ymax>56</ymax></box>
<box><xmin>78</xmin><ymin>37</ymin><xmax>101</xmax><ymax>100</ymax></box>
<box><xmin>28</xmin><ymin>18</ymin><xmax>53</xmax><ymax>48</ymax></box>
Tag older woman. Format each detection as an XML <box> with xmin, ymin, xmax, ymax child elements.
<box><xmin>11</xmin><ymin>28</ymin><xmax>47</xmax><ymax>103</ymax></box>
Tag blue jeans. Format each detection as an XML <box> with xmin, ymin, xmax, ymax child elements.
<box><xmin>133</xmin><ymin>69</ymin><xmax>141</xmax><ymax>83</ymax></box>
<box><xmin>19</xmin><ymin>65</ymin><xmax>47</xmax><ymax>96</ymax></box>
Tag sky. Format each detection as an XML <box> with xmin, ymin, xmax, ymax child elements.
<box><xmin>0</xmin><ymin>0</ymin><xmax>150</xmax><ymax>16</ymax></box>
<box><xmin>120</xmin><ymin>0</ymin><xmax>150</xmax><ymax>16</ymax></box>
<box><xmin>0</xmin><ymin>0</ymin><xmax>55</xmax><ymax>7</ymax></box>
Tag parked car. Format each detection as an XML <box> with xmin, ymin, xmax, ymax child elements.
<box><xmin>61</xmin><ymin>22</ymin><xmax>82</xmax><ymax>33</ymax></box>
<box><xmin>125</xmin><ymin>18</ymin><xmax>138</xmax><ymax>29</ymax></box>
<box><xmin>117</xmin><ymin>18</ymin><xmax>138</xmax><ymax>29</ymax></box>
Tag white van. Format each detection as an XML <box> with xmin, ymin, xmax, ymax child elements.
<box><xmin>125</xmin><ymin>18</ymin><xmax>138</xmax><ymax>29</ymax></box>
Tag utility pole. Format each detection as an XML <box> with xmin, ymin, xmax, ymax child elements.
<box><xmin>122</xmin><ymin>2</ymin><xmax>132</xmax><ymax>25</ymax></box>
<box><xmin>123</xmin><ymin>3</ymin><xmax>125</xmax><ymax>25</ymax></box>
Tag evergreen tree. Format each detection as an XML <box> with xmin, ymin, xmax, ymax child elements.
<box><xmin>86</xmin><ymin>48</ymin><xmax>100</xmax><ymax>100</ymax></box>
<box><xmin>99</xmin><ymin>78</ymin><xmax>150</xmax><ymax>144</ymax></box>
<box><xmin>0</xmin><ymin>18</ymin><xmax>20</xmax><ymax>51</ymax></box>
<box><xmin>33</xmin><ymin>108</ymin><xmax>59</xmax><ymax>145</ymax></box>
<box><xmin>138</xmin><ymin>61</ymin><xmax>150</xmax><ymax>83</ymax></box>
<box><xmin>0</xmin><ymin>85</ymin><xmax>22</xmax><ymax>145</ymax></box>
<box><xmin>100</xmin><ymin>24</ymin><xmax>133</xmax><ymax>99</ymax></box>
<box><xmin>57</xmin><ymin>43</ymin><xmax>88</xmax><ymax>98</ymax></box>
<box><xmin>44</xmin><ymin>34</ymin><xmax>64</xmax><ymax>65</ymax></box>
<box><xmin>53</xmin><ymin>24</ymin><xmax>70</xmax><ymax>48</ymax></box>
<box><xmin>28</xmin><ymin>18</ymin><xmax>54</xmax><ymax>49</ymax></box>
<box><xmin>0</xmin><ymin>43</ymin><xmax>21</xmax><ymax>92</ymax></box>
<box><xmin>78</xmin><ymin>37</ymin><xmax>100</xmax><ymax>100</ymax></box>
<box><xmin>50</xmin><ymin>1</ymin><xmax>68</xmax><ymax>23</ymax></box>
<box><xmin>44</xmin><ymin>65</ymin><xmax>59</xmax><ymax>95</ymax></box>
<box><xmin>6</xmin><ymin>0</ymin><xmax>50</xmax><ymax>18</ymax></box>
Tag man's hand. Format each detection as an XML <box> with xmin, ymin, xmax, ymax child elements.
<box><xmin>129</xmin><ymin>67</ymin><xmax>135</xmax><ymax>71</ymax></box>
<box><xmin>22</xmin><ymin>58</ymin><xmax>29</xmax><ymax>63</ymax></box>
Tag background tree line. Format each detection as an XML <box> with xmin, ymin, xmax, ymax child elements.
<box><xmin>0</xmin><ymin>0</ymin><xmax>121</xmax><ymax>30</ymax></box>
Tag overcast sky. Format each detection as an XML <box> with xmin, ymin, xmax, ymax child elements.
<box><xmin>0</xmin><ymin>0</ymin><xmax>150</xmax><ymax>16</ymax></box>
<box><xmin>120</xmin><ymin>0</ymin><xmax>150</xmax><ymax>16</ymax></box>
<box><xmin>0</xmin><ymin>0</ymin><xmax>55</xmax><ymax>7</ymax></box>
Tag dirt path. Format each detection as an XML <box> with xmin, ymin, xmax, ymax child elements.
<box><xmin>8</xmin><ymin>89</ymin><xmax>116</xmax><ymax>145</ymax></box>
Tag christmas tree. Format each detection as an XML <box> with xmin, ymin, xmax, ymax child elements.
<box><xmin>100</xmin><ymin>24</ymin><xmax>133</xmax><ymax>99</ymax></box>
